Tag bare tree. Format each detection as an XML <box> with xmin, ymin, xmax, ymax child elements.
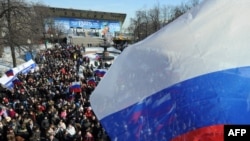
<box><xmin>54</xmin><ymin>22</ymin><xmax>66</xmax><ymax>44</ymax></box>
<box><xmin>126</xmin><ymin>0</ymin><xmax>201</xmax><ymax>43</ymax></box>
<box><xmin>148</xmin><ymin>5</ymin><xmax>161</xmax><ymax>33</ymax></box>
<box><xmin>161</xmin><ymin>5</ymin><xmax>171</xmax><ymax>28</ymax></box>
<box><xmin>0</xmin><ymin>0</ymin><xmax>53</xmax><ymax>67</ymax></box>
<box><xmin>190</xmin><ymin>0</ymin><xmax>201</xmax><ymax>7</ymax></box>
<box><xmin>32</xmin><ymin>4</ymin><xmax>52</xmax><ymax>49</ymax></box>
<box><xmin>140</xmin><ymin>10</ymin><xmax>150</xmax><ymax>39</ymax></box>
<box><xmin>128</xmin><ymin>6</ymin><xmax>161</xmax><ymax>42</ymax></box>
<box><xmin>130</xmin><ymin>11</ymin><xmax>143</xmax><ymax>42</ymax></box>
<box><xmin>0</xmin><ymin>0</ymin><xmax>34</xmax><ymax>67</ymax></box>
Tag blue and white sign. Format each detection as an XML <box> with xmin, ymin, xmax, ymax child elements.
<box><xmin>52</xmin><ymin>18</ymin><xmax>121</xmax><ymax>34</ymax></box>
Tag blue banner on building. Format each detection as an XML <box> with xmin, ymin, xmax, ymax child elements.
<box><xmin>51</xmin><ymin>18</ymin><xmax>121</xmax><ymax>36</ymax></box>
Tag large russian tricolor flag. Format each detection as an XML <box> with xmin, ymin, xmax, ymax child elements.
<box><xmin>90</xmin><ymin>0</ymin><xmax>250</xmax><ymax>141</ymax></box>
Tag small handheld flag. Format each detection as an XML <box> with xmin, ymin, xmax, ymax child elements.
<box><xmin>13</xmin><ymin>78</ymin><xmax>22</xmax><ymax>86</ymax></box>
<box><xmin>87</xmin><ymin>79</ymin><xmax>96</xmax><ymax>86</ymax></box>
<box><xmin>70</xmin><ymin>82</ymin><xmax>82</xmax><ymax>93</ymax></box>
<box><xmin>5</xmin><ymin>69</ymin><xmax>14</xmax><ymax>77</ymax></box>
<box><xmin>94</xmin><ymin>69</ymin><xmax>107</xmax><ymax>77</ymax></box>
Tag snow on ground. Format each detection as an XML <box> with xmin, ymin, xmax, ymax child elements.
<box><xmin>84</xmin><ymin>46</ymin><xmax>121</xmax><ymax>66</ymax></box>
<box><xmin>79</xmin><ymin>46</ymin><xmax>121</xmax><ymax>78</ymax></box>
<box><xmin>85</xmin><ymin>46</ymin><xmax>121</xmax><ymax>54</ymax></box>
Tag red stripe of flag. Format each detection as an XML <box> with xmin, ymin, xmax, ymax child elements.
<box><xmin>70</xmin><ymin>82</ymin><xmax>82</xmax><ymax>93</ymax></box>
<box><xmin>13</xmin><ymin>79</ymin><xmax>22</xmax><ymax>86</ymax></box>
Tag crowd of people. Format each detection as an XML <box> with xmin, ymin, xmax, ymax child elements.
<box><xmin>0</xmin><ymin>43</ymin><xmax>111</xmax><ymax>141</ymax></box>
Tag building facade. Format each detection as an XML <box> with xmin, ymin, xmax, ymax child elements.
<box><xmin>43</xmin><ymin>7</ymin><xmax>127</xmax><ymax>46</ymax></box>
